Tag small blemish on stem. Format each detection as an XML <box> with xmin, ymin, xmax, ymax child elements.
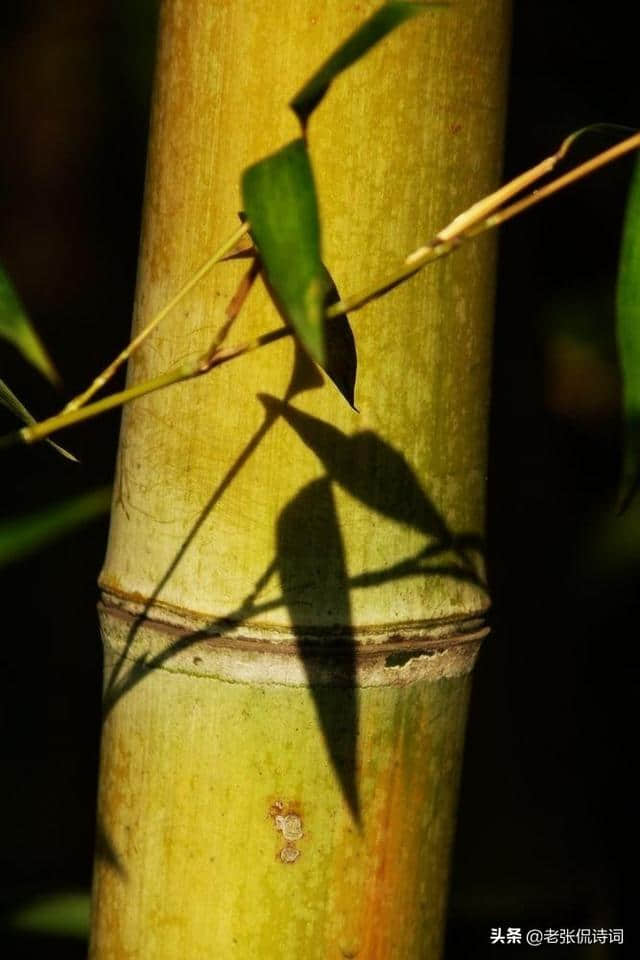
<box><xmin>270</xmin><ymin>800</ymin><xmax>304</xmax><ymax>864</ymax></box>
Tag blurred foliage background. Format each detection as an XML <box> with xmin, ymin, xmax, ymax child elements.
<box><xmin>0</xmin><ymin>2</ymin><xmax>631</xmax><ymax>956</ymax></box>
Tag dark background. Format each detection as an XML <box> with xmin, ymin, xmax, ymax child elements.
<box><xmin>0</xmin><ymin>3</ymin><xmax>633</xmax><ymax>957</ymax></box>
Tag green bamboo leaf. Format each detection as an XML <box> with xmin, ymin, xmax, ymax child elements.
<box><xmin>290</xmin><ymin>2</ymin><xmax>445</xmax><ymax>127</ymax></box>
<box><xmin>0</xmin><ymin>377</ymin><xmax>78</xmax><ymax>462</ymax></box>
<box><xmin>616</xmin><ymin>155</ymin><xmax>640</xmax><ymax>511</ymax></box>
<box><xmin>242</xmin><ymin>139</ymin><xmax>328</xmax><ymax>364</ymax></box>
<box><xmin>0</xmin><ymin>486</ymin><xmax>111</xmax><ymax>569</ymax></box>
<box><xmin>9</xmin><ymin>892</ymin><xmax>90</xmax><ymax>939</ymax></box>
<box><xmin>0</xmin><ymin>262</ymin><xmax>58</xmax><ymax>383</ymax></box>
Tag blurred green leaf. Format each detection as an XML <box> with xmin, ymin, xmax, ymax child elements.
<box><xmin>616</xmin><ymin>155</ymin><xmax>640</xmax><ymax>510</ymax></box>
<box><xmin>0</xmin><ymin>262</ymin><xmax>58</xmax><ymax>384</ymax></box>
<box><xmin>0</xmin><ymin>377</ymin><xmax>78</xmax><ymax>462</ymax></box>
<box><xmin>9</xmin><ymin>891</ymin><xmax>90</xmax><ymax>939</ymax></box>
<box><xmin>581</xmin><ymin>496</ymin><xmax>640</xmax><ymax>581</ymax></box>
<box><xmin>242</xmin><ymin>139</ymin><xmax>328</xmax><ymax>364</ymax></box>
<box><xmin>0</xmin><ymin>486</ymin><xmax>111</xmax><ymax>569</ymax></box>
<box><xmin>290</xmin><ymin>2</ymin><xmax>444</xmax><ymax>126</ymax></box>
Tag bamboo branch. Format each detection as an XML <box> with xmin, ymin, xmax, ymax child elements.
<box><xmin>483</xmin><ymin>130</ymin><xmax>640</xmax><ymax>227</ymax></box>
<box><xmin>434</xmin><ymin>128</ymin><xmax>579</xmax><ymax>243</ymax></box>
<box><xmin>7</xmin><ymin>130</ymin><xmax>640</xmax><ymax>449</ymax></box>
<box><xmin>328</xmin><ymin>129</ymin><xmax>640</xmax><ymax>317</ymax></box>
<box><xmin>63</xmin><ymin>221</ymin><xmax>251</xmax><ymax>412</ymax></box>
<box><xmin>14</xmin><ymin>267</ymin><xmax>276</xmax><ymax>447</ymax></box>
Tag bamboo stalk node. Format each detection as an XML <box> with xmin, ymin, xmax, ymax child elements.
<box><xmin>98</xmin><ymin>598</ymin><xmax>488</xmax><ymax>694</ymax></box>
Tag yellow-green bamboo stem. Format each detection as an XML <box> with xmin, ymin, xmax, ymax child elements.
<box><xmin>90</xmin><ymin>1</ymin><xmax>511</xmax><ymax>957</ymax></box>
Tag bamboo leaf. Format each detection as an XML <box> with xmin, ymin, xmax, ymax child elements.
<box><xmin>0</xmin><ymin>377</ymin><xmax>78</xmax><ymax>462</ymax></box>
<box><xmin>0</xmin><ymin>486</ymin><xmax>111</xmax><ymax>569</ymax></box>
<box><xmin>0</xmin><ymin>262</ymin><xmax>58</xmax><ymax>383</ymax></box>
<box><xmin>290</xmin><ymin>2</ymin><xmax>444</xmax><ymax>127</ymax></box>
<box><xmin>9</xmin><ymin>892</ymin><xmax>90</xmax><ymax>939</ymax></box>
<box><xmin>616</xmin><ymin>155</ymin><xmax>640</xmax><ymax>511</ymax></box>
<box><xmin>323</xmin><ymin>266</ymin><xmax>358</xmax><ymax>409</ymax></box>
<box><xmin>242</xmin><ymin>139</ymin><xmax>328</xmax><ymax>364</ymax></box>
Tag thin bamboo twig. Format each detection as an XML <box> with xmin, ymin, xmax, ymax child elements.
<box><xmin>435</xmin><ymin>130</ymin><xmax>575</xmax><ymax>243</ymax></box>
<box><xmin>12</xmin><ymin>326</ymin><xmax>289</xmax><ymax>447</ymax></box>
<box><xmin>63</xmin><ymin>221</ymin><xmax>251</xmax><ymax>412</ymax></box>
<box><xmin>9</xmin><ymin>130</ymin><xmax>640</xmax><ymax>448</ymax></box>
<box><xmin>482</xmin><ymin>130</ymin><xmax>640</xmax><ymax>227</ymax></box>
<box><xmin>435</xmin><ymin>124</ymin><xmax>632</xmax><ymax>242</ymax></box>
<box><xmin>22</xmin><ymin>363</ymin><xmax>198</xmax><ymax>445</ymax></box>
<box><xmin>15</xmin><ymin>268</ymin><xmax>275</xmax><ymax>447</ymax></box>
<box><xmin>328</xmin><ymin>130</ymin><xmax>640</xmax><ymax>317</ymax></box>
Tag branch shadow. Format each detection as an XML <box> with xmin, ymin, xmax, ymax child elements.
<box><xmin>98</xmin><ymin>339</ymin><xmax>486</xmax><ymax>865</ymax></box>
<box><xmin>263</xmin><ymin>395</ymin><xmax>485</xmax><ymax>821</ymax></box>
<box><xmin>103</xmin><ymin>342</ymin><xmax>323</xmax><ymax>705</ymax></box>
<box><xmin>101</xmin><ymin>401</ymin><xmax>484</xmax><ymax>835</ymax></box>
<box><xmin>103</xmin><ymin>264</ymin><xmax>349</xmax><ymax>710</ymax></box>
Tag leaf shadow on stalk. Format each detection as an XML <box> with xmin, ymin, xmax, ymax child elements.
<box><xmin>102</xmin><ymin>263</ymin><xmax>349</xmax><ymax>711</ymax></box>
<box><xmin>103</xmin><ymin>338</ymin><xmax>323</xmax><ymax>710</ymax></box>
<box><xmin>95</xmin><ymin>816</ymin><xmax>127</xmax><ymax>879</ymax></box>
<box><xmin>259</xmin><ymin>397</ymin><xmax>459</xmax><ymax>544</ymax></box>
<box><xmin>261</xmin><ymin>394</ymin><xmax>485</xmax><ymax>821</ymax></box>
<box><xmin>276</xmin><ymin>475</ymin><xmax>359</xmax><ymax>822</ymax></box>
<box><xmin>96</xmin><ymin>340</ymin><xmax>325</xmax><ymax>873</ymax></box>
<box><xmin>98</xmin><ymin>359</ymin><xmax>486</xmax><ymax>869</ymax></box>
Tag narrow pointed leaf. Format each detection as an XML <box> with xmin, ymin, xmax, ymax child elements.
<box><xmin>0</xmin><ymin>486</ymin><xmax>111</xmax><ymax>568</ymax></box>
<box><xmin>0</xmin><ymin>262</ymin><xmax>58</xmax><ymax>383</ymax></box>
<box><xmin>0</xmin><ymin>377</ymin><xmax>78</xmax><ymax>462</ymax></box>
<box><xmin>262</xmin><ymin>263</ymin><xmax>356</xmax><ymax>407</ymax></box>
<box><xmin>290</xmin><ymin>2</ymin><xmax>445</xmax><ymax>126</ymax></box>
<box><xmin>242</xmin><ymin>139</ymin><xmax>328</xmax><ymax>364</ymax></box>
<box><xmin>616</xmin><ymin>155</ymin><xmax>640</xmax><ymax>510</ymax></box>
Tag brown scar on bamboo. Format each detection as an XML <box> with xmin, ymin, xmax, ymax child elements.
<box><xmin>279</xmin><ymin>845</ymin><xmax>301</xmax><ymax>864</ymax></box>
<box><xmin>275</xmin><ymin>813</ymin><xmax>304</xmax><ymax>842</ymax></box>
<box><xmin>269</xmin><ymin>800</ymin><xmax>304</xmax><ymax>865</ymax></box>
